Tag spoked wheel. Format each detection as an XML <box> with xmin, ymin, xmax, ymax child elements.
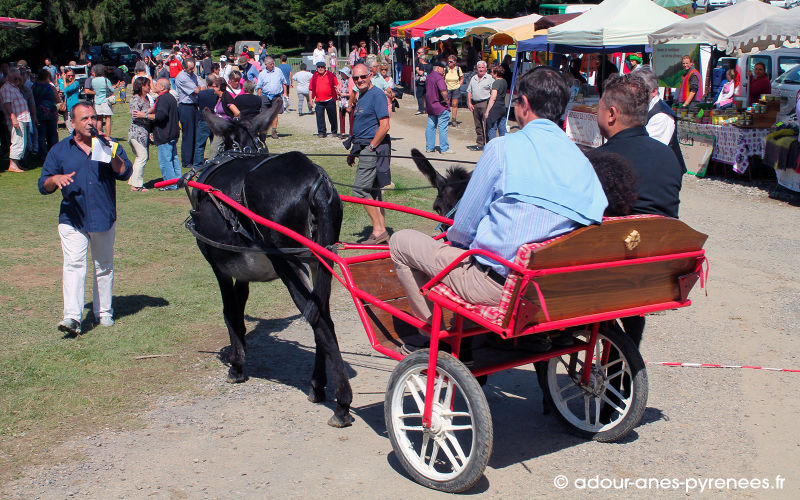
<box><xmin>544</xmin><ymin>323</ymin><xmax>648</xmax><ymax>442</ymax></box>
<box><xmin>384</xmin><ymin>350</ymin><xmax>492</xmax><ymax>493</ymax></box>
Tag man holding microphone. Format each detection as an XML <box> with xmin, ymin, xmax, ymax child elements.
<box><xmin>38</xmin><ymin>102</ymin><xmax>132</xmax><ymax>336</ymax></box>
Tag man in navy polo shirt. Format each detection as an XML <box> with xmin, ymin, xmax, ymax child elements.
<box><xmin>346</xmin><ymin>63</ymin><xmax>390</xmax><ymax>244</ymax></box>
<box><xmin>38</xmin><ymin>101</ymin><xmax>132</xmax><ymax>336</ymax></box>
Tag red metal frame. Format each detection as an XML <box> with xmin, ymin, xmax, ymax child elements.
<box><xmin>156</xmin><ymin>177</ymin><xmax>706</xmax><ymax>429</ymax></box>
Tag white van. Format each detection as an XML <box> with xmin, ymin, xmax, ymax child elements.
<box><xmin>715</xmin><ymin>47</ymin><xmax>800</xmax><ymax>106</ymax></box>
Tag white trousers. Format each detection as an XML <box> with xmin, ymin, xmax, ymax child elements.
<box><xmin>58</xmin><ymin>223</ymin><xmax>116</xmax><ymax>321</ymax></box>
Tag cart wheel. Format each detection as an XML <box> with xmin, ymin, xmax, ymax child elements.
<box><xmin>544</xmin><ymin>324</ymin><xmax>648</xmax><ymax>442</ymax></box>
<box><xmin>384</xmin><ymin>350</ymin><xmax>492</xmax><ymax>493</ymax></box>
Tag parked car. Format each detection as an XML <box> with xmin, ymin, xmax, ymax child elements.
<box><xmin>771</xmin><ymin>63</ymin><xmax>800</xmax><ymax>120</ymax></box>
<box><xmin>133</xmin><ymin>42</ymin><xmax>154</xmax><ymax>56</ymax></box>
<box><xmin>769</xmin><ymin>0</ymin><xmax>800</xmax><ymax>8</ymax></box>
<box><xmin>707</xmin><ymin>0</ymin><xmax>737</xmax><ymax>10</ymax></box>
<box><xmin>100</xmin><ymin>42</ymin><xmax>141</xmax><ymax>69</ymax></box>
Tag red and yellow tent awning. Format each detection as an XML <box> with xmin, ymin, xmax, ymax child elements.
<box><xmin>391</xmin><ymin>4</ymin><xmax>475</xmax><ymax>38</ymax></box>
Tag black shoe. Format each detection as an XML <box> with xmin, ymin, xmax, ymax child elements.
<box><xmin>318</xmin><ymin>133</ymin><xmax>326</xmax><ymax>138</ymax></box>
<box><xmin>467</xmin><ymin>145</ymin><xmax>484</xmax><ymax>151</ymax></box>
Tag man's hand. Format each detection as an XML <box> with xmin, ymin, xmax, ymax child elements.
<box><xmin>346</xmin><ymin>153</ymin><xmax>356</xmax><ymax>166</ymax></box>
<box><xmin>11</xmin><ymin>117</ymin><xmax>19</xmax><ymax>129</ymax></box>
<box><xmin>468</xmin><ymin>102</ymin><xmax>474</xmax><ymax>112</ymax></box>
<box><xmin>48</xmin><ymin>171</ymin><xmax>76</xmax><ymax>191</ymax></box>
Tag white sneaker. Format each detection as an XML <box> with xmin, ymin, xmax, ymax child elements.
<box><xmin>440</xmin><ymin>149</ymin><xmax>456</xmax><ymax>154</ymax></box>
<box><xmin>98</xmin><ymin>316</ymin><xmax>114</xmax><ymax>327</ymax></box>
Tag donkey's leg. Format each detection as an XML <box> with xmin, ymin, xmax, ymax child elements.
<box><xmin>206</xmin><ymin>258</ymin><xmax>249</xmax><ymax>383</ymax></box>
<box><xmin>273</xmin><ymin>258</ymin><xmax>353</xmax><ymax>428</ymax></box>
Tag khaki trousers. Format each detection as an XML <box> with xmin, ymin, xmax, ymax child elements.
<box><xmin>389</xmin><ymin>229</ymin><xmax>503</xmax><ymax>323</ymax></box>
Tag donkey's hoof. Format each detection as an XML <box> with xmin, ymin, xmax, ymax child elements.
<box><xmin>327</xmin><ymin>413</ymin><xmax>355</xmax><ymax>428</ymax></box>
<box><xmin>307</xmin><ymin>387</ymin><xmax>326</xmax><ymax>403</ymax></box>
<box><xmin>226</xmin><ymin>368</ymin><xmax>248</xmax><ymax>384</ymax></box>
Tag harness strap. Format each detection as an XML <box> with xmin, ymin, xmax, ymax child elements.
<box><xmin>185</xmin><ymin>217</ymin><xmax>335</xmax><ymax>261</ymax></box>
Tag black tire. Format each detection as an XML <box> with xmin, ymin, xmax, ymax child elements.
<box><xmin>384</xmin><ymin>350</ymin><xmax>492</xmax><ymax>493</ymax></box>
<box><xmin>543</xmin><ymin>323</ymin><xmax>648</xmax><ymax>442</ymax></box>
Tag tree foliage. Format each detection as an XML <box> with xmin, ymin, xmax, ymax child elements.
<box><xmin>0</xmin><ymin>0</ymin><xmax>548</xmax><ymax>60</ymax></box>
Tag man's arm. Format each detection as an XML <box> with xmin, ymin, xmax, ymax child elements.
<box><xmin>39</xmin><ymin>149</ymin><xmax>71</xmax><ymax>194</ymax></box>
<box><xmin>3</xmin><ymin>102</ymin><xmax>18</xmax><ymax>128</ymax></box>
<box><xmin>467</xmin><ymin>78</ymin><xmax>474</xmax><ymax>111</ymax></box>
<box><xmin>371</xmin><ymin>116</ymin><xmax>390</xmax><ymax>148</ymax></box>
<box><xmin>645</xmin><ymin>113</ymin><xmax>674</xmax><ymax>146</ymax></box>
<box><xmin>109</xmin><ymin>143</ymin><xmax>133</xmax><ymax>179</ymax></box>
<box><xmin>446</xmin><ymin>140</ymin><xmax>501</xmax><ymax>248</ymax></box>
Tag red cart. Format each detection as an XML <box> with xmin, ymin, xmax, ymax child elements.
<box><xmin>162</xmin><ymin>178</ymin><xmax>708</xmax><ymax>493</ymax></box>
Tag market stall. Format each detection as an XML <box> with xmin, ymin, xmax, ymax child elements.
<box><xmin>647</xmin><ymin>0</ymin><xmax>787</xmax><ymax>175</ymax></box>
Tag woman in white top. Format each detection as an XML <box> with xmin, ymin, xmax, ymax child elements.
<box><xmin>715</xmin><ymin>69</ymin><xmax>737</xmax><ymax>109</ymax></box>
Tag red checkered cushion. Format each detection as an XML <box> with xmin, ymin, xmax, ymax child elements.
<box><xmin>429</xmin><ymin>215</ymin><xmax>663</xmax><ymax>326</ymax></box>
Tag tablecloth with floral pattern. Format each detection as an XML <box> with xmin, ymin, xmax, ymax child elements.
<box><xmin>678</xmin><ymin>122</ymin><xmax>772</xmax><ymax>174</ymax></box>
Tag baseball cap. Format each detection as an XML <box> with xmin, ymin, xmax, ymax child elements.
<box><xmin>316</xmin><ymin>61</ymin><xmax>326</xmax><ymax>68</ymax></box>
<box><xmin>433</xmin><ymin>60</ymin><xmax>447</xmax><ymax>68</ymax></box>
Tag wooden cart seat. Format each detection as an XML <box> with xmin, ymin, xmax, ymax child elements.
<box><xmin>427</xmin><ymin>215</ymin><xmax>708</xmax><ymax>336</ymax></box>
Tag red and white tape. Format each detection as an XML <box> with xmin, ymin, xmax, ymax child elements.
<box><xmin>646</xmin><ymin>361</ymin><xmax>800</xmax><ymax>373</ymax></box>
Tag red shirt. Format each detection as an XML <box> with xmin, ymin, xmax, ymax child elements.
<box><xmin>169</xmin><ymin>60</ymin><xmax>182</xmax><ymax>78</ymax></box>
<box><xmin>310</xmin><ymin>71</ymin><xmax>339</xmax><ymax>102</ymax></box>
<box><xmin>358</xmin><ymin>47</ymin><xmax>367</xmax><ymax>59</ymax></box>
<box><xmin>748</xmin><ymin>75</ymin><xmax>771</xmax><ymax>105</ymax></box>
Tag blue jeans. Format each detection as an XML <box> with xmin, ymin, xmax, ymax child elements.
<box><xmin>487</xmin><ymin>115</ymin><xmax>507</xmax><ymax>140</ymax></box>
<box><xmin>425</xmin><ymin>109</ymin><xmax>450</xmax><ymax>152</ymax></box>
<box><xmin>194</xmin><ymin>119</ymin><xmax>211</xmax><ymax>167</ymax></box>
<box><xmin>157</xmin><ymin>140</ymin><xmax>181</xmax><ymax>189</ymax></box>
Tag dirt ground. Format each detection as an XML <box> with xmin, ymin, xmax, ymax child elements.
<box><xmin>3</xmin><ymin>101</ymin><xmax>800</xmax><ymax>499</ymax></box>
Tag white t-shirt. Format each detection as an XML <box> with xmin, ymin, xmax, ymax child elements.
<box><xmin>312</xmin><ymin>48</ymin><xmax>326</xmax><ymax>65</ymax></box>
<box><xmin>292</xmin><ymin>70</ymin><xmax>313</xmax><ymax>93</ymax></box>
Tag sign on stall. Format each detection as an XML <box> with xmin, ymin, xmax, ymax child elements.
<box><xmin>652</xmin><ymin>44</ymin><xmax>700</xmax><ymax>89</ymax></box>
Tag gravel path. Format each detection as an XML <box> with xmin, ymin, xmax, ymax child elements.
<box><xmin>3</xmin><ymin>108</ymin><xmax>799</xmax><ymax>499</ymax></box>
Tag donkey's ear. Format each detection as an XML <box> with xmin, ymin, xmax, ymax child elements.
<box><xmin>244</xmin><ymin>107</ymin><xmax>279</xmax><ymax>136</ymax></box>
<box><xmin>203</xmin><ymin>107</ymin><xmax>237</xmax><ymax>139</ymax></box>
<box><xmin>411</xmin><ymin>148</ymin><xmax>446</xmax><ymax>190</ymax></box>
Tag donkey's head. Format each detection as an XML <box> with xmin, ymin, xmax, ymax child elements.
<box><xmin>410</xmin><ymin>148</ymin><xmax>471</xmax><ymax>218</ymax></box>
<box><xmin>203</xmin><ymin>106</ymin><xmax>280</xmax><ymax>154</ymax></box>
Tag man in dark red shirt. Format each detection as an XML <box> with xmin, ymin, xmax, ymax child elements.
<box><xmin>748</xmin><ymin>62</ymin><xmax>771</xmax><ymax>105</ymax></box>
<box><xmin>309</xmin><ymin>62</ymin><xmax>339</xmax><ymax>137</ymax></box>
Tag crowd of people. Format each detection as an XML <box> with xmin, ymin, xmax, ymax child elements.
<box><xmin>1</xmin><ymin>35</ymin><xmax>701</xmax><ymax>339</ymax></box>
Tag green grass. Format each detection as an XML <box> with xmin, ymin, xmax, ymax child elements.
<box><xmin>0</xmin><ymin>104</ymin><xmax>436</xmax><ymax>481</ymax></box>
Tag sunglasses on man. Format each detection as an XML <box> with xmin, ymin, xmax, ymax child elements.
<box><xmin>353</xmin><ymin>74</ymin><xmax>370</xmax><ymax>81</ymax></box>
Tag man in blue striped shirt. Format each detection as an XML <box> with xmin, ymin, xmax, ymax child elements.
<box><xmin>390</xmin><ymin>66</ymin><xmax>608</xmax><ymax>327</ymax></box>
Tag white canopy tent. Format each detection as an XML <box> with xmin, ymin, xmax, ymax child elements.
<box><xmin>547</xmin><ymin>0</ymin><xmax>684</xmax><ymax>47</ymax></box>
<box><xmin>725</xmin><ymin>7</ymin><xmax>800</xmax><ymax>55</ymax></box>
<box><xmin>648</xmin><ymin>0</ymin><xmax>785</xmax><ymax>49</ymax></box>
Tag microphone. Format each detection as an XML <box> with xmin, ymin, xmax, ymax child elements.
<box><xmin>88</xmin><ymin>125</ymin><xmax>110</xmax><ymax>146</ymax></box>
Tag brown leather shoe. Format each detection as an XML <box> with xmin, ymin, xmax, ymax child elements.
<box><xmin>361</xmin><ymin>230</ymin><xmax>389</xmax><ymax>245</ymax></box>
<box><xmin>271</xmin><ymin>129</ymin><xmax>278</xmax><ymax>139</ymax></box>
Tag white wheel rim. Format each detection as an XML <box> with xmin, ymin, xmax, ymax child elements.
<box><xmin>390</xmin><ymin>363</ymin><xmax>475</xmax><ymax>482</ymax></box>
<box><xmin>547</xmin><ymin>333</ymin><xmax>634</xmax><ymax>433</ymax></box>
